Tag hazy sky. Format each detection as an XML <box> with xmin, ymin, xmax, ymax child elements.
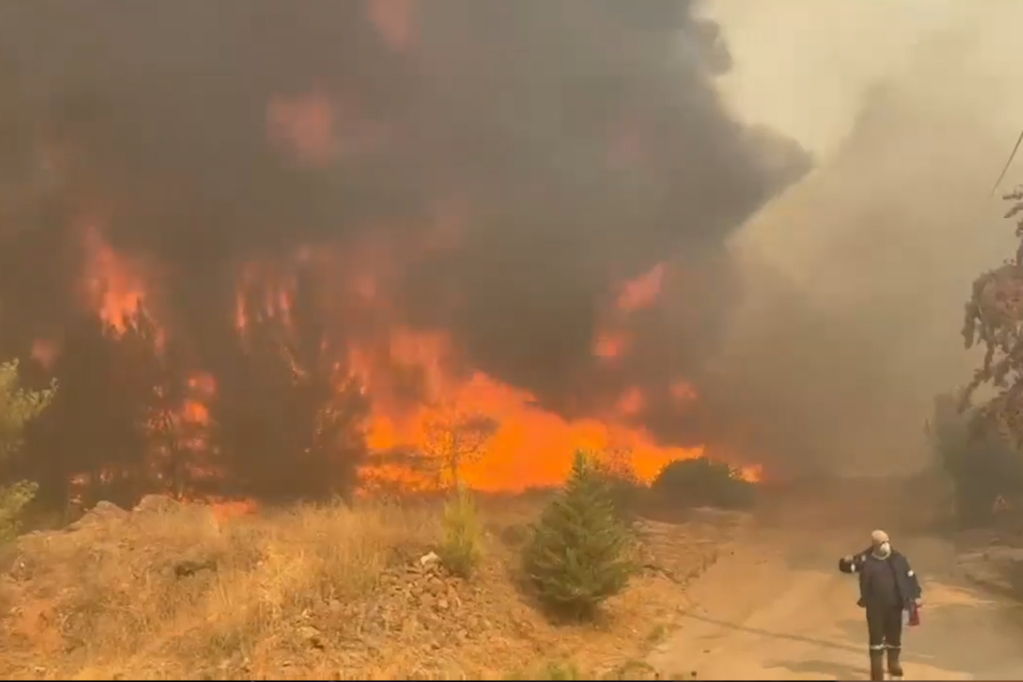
<box><xmin>705</xmin><ymin>0</ymin><xmax>1022</xmax><ymax>162</ymax></box>
<box><xmin>694</xmin><ymin>0</ymin><xmax>1023</xmax><ymax>475</ymax></box>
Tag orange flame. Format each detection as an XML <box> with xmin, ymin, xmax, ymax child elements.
<box><xmin>64</xmin><ymin>227</ymin><xmax>743</xmax><ymax>496</ymax></box>
<box><xmin>740</xmin><ymin>464</ymin><xmax>764</xmax><ymax>483</ymax></box>
<box><xmin>224</xmin><ymin>242</ymin><xmax>718</xmax><ymax>494</ymax></box>
<box><xmin>267</xmin><ymin>93</ymin><xmax>338</xmax><ymax>167</ymax></box>
<box><xmin>31</xmin><ymin>339</ymin><xmax>60</xmax><ymax>370</ymax></box>
<box><xmin>593</xmin><ymin>330</ymin><xmax>630</xmax><ymax>360</ymax></box>
<box><xmin>358</xmin><ymin>361</ymin><xmax>706</xmax><ymax>491</ymax></box>
<box><xmin>618</xmin><ymin>263</ymin><xmax>665</xmax><ymax>313</ymax></box>
<box><xmin>367</xmin><ymin>0</ymin><xmax>417</xmax><ymax>53</ymax></box>
<box><xmin>45</xmin><ymin>97</ymin><xmax>760</xmax><ymax>503</ymax></box>
<box><xmin>80</xmin><ymin>220</ymin><xmax>148</xmax><ymax>334</ymax></box>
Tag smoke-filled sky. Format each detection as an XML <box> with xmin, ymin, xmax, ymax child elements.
<box><xmin>0</xmin><ymin>2</ymin><xmax>808</xmax><ymax>450</ymax></box>
<box><xmin>701</xmin><ymin>0</ymin><xmax>1023</xmax><ymax>476</ymax></box>
<box><xmin>0</xmin><ymin>0</ymin><xmax>1020</xmax><ymax>481</ymax></box>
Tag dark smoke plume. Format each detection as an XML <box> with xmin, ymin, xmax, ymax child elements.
<box><xmin>0</xmin><ymin>1</ymin><xmax>808</xmax><ymax>496</ymax></box>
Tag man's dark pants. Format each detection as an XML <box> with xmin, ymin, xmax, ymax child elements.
<box><xmin>866</xmin><ymin>604</ymin><xmax>903</xmax><ymax>679</ymax></box>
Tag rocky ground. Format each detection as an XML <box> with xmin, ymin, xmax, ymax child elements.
<box><xmin>0</xmin><ymin>493</ymin><xmax>746</xmax><ymax>680</ymax></box>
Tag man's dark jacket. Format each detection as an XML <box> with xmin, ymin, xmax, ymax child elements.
<box><xmin>838</xmin><ymin>548</ymin><xmax>922</xmax><ymax>609</ymax></box>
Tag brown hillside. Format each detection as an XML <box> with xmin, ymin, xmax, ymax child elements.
<box><xmin>0</xmin><ymin>495</ymin><xmax>743</xmax><ymax>680</ymax></box>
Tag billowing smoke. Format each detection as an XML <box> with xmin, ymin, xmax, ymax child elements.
<box><xmin>0</xmin><ymin>1</ymin><xmax>809</xmax><ymax>497</ymax></box>
<box><xmin>700</xmin><ymin>0</ymin><xmax>1023</xmax><ymax>478</ymax></box>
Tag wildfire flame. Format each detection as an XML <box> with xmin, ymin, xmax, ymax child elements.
<box><xmin>63</xmin><ymin>219</ymin><xmax>756</xmax><ymax>497</ymax></box>
<box><xmin>33</xmin><ymin>71</ymin><xmax>764</xmax><ymax>508</ymax></box>
<box><xmin>80</xmin><ymin>220</ymin><xmax>149</xmax><ymax>335</ymax></box>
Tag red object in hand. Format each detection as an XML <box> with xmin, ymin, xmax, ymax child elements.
<box><xmin>907</xmin><ymin>602</ymin><xmax>921</xmax><ymax>627</ymax></box>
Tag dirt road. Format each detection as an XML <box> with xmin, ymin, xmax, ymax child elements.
<box><xmin>647</xmin><ymin>502</ymin><xmax>1023</xmax><ymax>680</ymax></box>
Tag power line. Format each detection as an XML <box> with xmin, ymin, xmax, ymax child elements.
<box><xmin>991</xmin><ymin>126</ymin><xmax>1023</xmax><ymax>197</ymax></box>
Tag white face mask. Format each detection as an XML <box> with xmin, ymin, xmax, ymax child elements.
<box><xmin>874</xmin><ymin>541</ymin><xmax>892</xmax><ymax>558</ymax></box>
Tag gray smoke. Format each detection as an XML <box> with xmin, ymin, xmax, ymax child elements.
<box><xmin>0</xmin><ymin>1</ymin><xmax>809</xmax><ymax>454</ymax></box>
<box><xmin>703</xmin><ymin>6</ymin><xmax>1023</xmax><ymax>477</ymax></box>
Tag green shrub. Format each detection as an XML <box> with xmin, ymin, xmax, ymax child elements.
<box><xmin>0</xmin><ymin>480</ymin><xmax>38</xmax><ymax>541</ymax></box>
<box><xmin>0</xmin><ymin>359</ymin><xmax>56</xmax><ymax>542</ymax></box>
<box><xmin>926</xmin><ymin>392</ymin><xmax>1023</xmax><ymax>524</ymax></box>
<box><xmin>439</xmin><ymin>482</ymin><xmax>483</xmax><ymax>578</ymax></box>
<box><xmin>524</xmin><ymin>450</ymin><xmax>635</xmax><ymax>618</ymax></box>
<box><xmin>590</xmin><ymin>453</ymin><xmax>645</xmax><ymax>519</ymax></box>
<box><xmin>651</xmin><ymin>456</ymin><xmax>755</xmax><ymax>510</ymax></box>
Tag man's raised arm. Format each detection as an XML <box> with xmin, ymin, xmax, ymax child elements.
<box><xmin>838</xmin><ymin>551</ymin><xmax>867</xmax><ymax>574</ymax></box>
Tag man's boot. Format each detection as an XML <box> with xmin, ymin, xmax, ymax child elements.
<box><xmin>869</xmin><ymin>649</ymin><xmax>885</xmax><ymax>681</ymax></box>
<box><xmin>887</xmin><ymin>646</ymin><xmax>904</xmax><ymax>678</ymax></box>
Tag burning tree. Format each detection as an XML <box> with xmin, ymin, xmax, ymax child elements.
<box><xmin>422</xmin><ymin>409</ymin><xmax>497</xmax><ymax>489</ymax></box>
<box><xmin>18</xmin><ymin>276</ymin><xmax>372</xmax><ymax>508</ymax></box>
<box><xmin>208</xmin><ymin>277</ymin><xmax>370</xmax><ymax>502</ymax></box>
<box><xmin>21</xmin><ymin>307</ymin><xmax>177</xmax><ymax>508</ymax></box>
<box><xmin>0</xmin><ymin>357</ymin><xmax>56</xmax><ymax>539</ymax></box>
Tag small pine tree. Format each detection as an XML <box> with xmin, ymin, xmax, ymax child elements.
<box><xmin>524</xmin><ymin>450</ymin><xmax>635</xmax><ymax>618</ymax></box>
<box><xmin>440</xmin><ymin>481</ymin><xmax>483</xmax><ymax>578</ymax></box>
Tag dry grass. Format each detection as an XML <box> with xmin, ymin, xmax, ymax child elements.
<box><xmin>0</xmin><ymin>492</ymin><xmax>741</xmax><ymax>680</ymax></box>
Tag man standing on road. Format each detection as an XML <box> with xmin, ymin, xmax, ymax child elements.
<box><xmin>838</xmin><ymin>530</ymin><xmax>923</xmax><ymax>681</ymax></box>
